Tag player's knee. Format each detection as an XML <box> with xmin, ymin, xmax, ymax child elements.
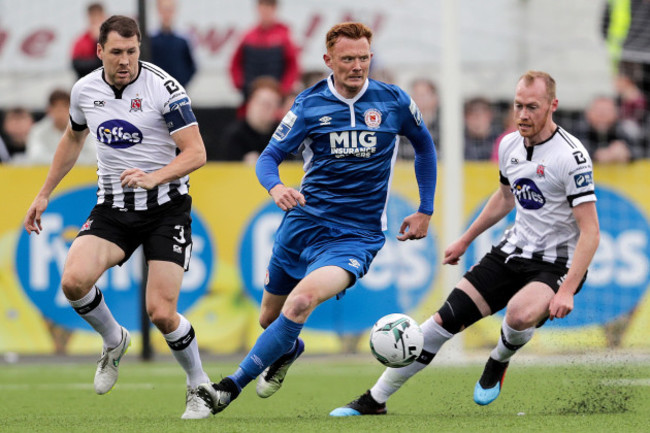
<box><xmin>60</xmin><ymin>272</ymin><xmax>93</xmax><ymax>301</ymax></box>
<box><xmin>259</xmin><ymin>312</ymin><xmax>278</xmax><ymax>329</ymax></box>
<box><xmin>437</xmin><ymin>288</ymin><xmax>484</xmax><ymax>334</ymax></box>
<box><xmin>505</xmin><ymin>308</ymin><xmax>540</xmax><ymax>330</ymax></box>
<box><xmin>284</xmin><ymin>292</ymin><xmax>316</xmax><ymax>320</ymax></box>
<box><xmin>147</xmin><ymin>306</ymin><xmax>176</xmax><ymax>332</ymax></box>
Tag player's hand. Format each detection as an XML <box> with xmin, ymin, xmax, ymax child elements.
<box><xmin>442</xmin><ymin>239</ymin><xmax>469</xmax><ymax>265</ymax></box>
<box><xmin>24</xmin><ymin>196</ymin><xmax>49</xmax><ymax>235</ymax></box>
<box><xmin>120</xmin><ymin>168</ymin><xmax>157</xmax><ymax>190</ymax></box>
<box><xmin>397</xmin><ymin>212</ymin><xmax>431</xmax><ymax>241</ymax></box>
<box><xmin>548</xmin><ymin>290</ymin><xmax>574</xmax><ymax>320</ymax></box>
<box><xmin>269</xmin><ymin>184</ymin><xmax>306</xmax><ymax>211</ymax></box>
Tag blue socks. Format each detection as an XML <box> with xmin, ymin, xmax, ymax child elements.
<box><xmin>229</xmin><ymin>313</ymin><xmax>303</xmax><ymax>390</ymax></box>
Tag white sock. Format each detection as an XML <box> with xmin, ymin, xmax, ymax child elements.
<box><xmin>490</xmin><ymin>320</ymin><xmax>535</xmax><ymax>362</ymax></box>
<box><xmin>370</xmin><ymin>317</ymin><xmax>453</xmax><ymax>403</ymax></box>
<box><xmin>68</xmin><ymin>286</ymin><xmax>122</xmax><ymax>349</ymax></box>
<box><xmin>164</xmin><ymin>314</ymin><xmax>209</xmax><ymax>388</ymax></box>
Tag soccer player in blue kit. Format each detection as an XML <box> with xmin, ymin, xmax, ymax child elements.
<box><xmin>197</xmin><ymin>22</ymin><xmax>438</xmax><ymax>415</ymax></box>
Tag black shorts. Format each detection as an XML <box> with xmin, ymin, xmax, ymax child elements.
<box><xmin>77</xmin><ymin>195</ymin><xmax>193</xmax><ymax>270</ymax></box>
<box><xmin>464</xmin><ymin>247</ymin><xmax>586</xmax><ymax>315</ymax></box>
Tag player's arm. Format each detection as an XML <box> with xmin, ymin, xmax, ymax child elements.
<box><xmin>120</xmin><ymin>124</ymin><xmax>206</xmax><ymax>189</ymax></box>
<box><xmin>24</xmin><ymin>125</ymin><xmax>89</xmax><ymax>234</ymax></box>
<box><xmin>443</xmin><ymin>181</ymin><xmax>515</xmax><ymax>265</ymax></box>
<box><xmin>256</xmin><ymin>106</ymin><xmax>307</xmax><ymax>211</ymax></box>
<box><xmin>256</xmin><ymin>144</ymin><xmax>305</xmax><ymax>211</ymax></box>
<box><xmin>398</xmin><ymin>123</ymin><xmax>437</xmax><ymax>241</ymax></box>
<box><xmin>549</xmin><ymin>201</ymin><xmax>600</xmax><ymax>319</ymax></box>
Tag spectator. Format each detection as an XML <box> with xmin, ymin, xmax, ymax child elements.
<box><xmin>71</xmin><ymin>3</ymin><xmax>106</xmax><ymax>79</ymax></box>
<box><xmin>220</xmin><ymin>77</ymin><xmax>282</xmax><ymax>164</ymax></box>
<box><xmin>576</xmin><ymin>95</ymin><xmax>642</xmax><ymax>163</ymax></box>
<box><xmin>229</xmin><ymin>0</ymin><xmax>300</xmax><ymax>102</ymax></box>
<box><xmin>491</xmin><ymin>105</ymin><xmax>516</xmax><ymax>162</ymax></box>
<box><xmin>0</xmin><ymin>107</ymin><xmax>34</xmax><ymax>163</ymax></box>
<box><xmin>26</xmin><ymin>89</ymin><xmax>97</xmax><ymax>166</ymax></box>
<box><xmin>602</xmin><ymin>0</ymin><xmax>650</xmax><ymax>102</ymax></box>
<box><xmin>150</xmin><ymin>0</ymin><xmax>197</xmax><ymax>87</ymax></box>
<box><xmin>464</xmin><ymin>97</ymin><xmax>500</xmax><ymax>160</ymax></box>
<box><xmin>398</xmin><ymin>78</ymin><xmax>440</xmax><ymax>160</ymax></box>
<box><xmin>614</xmin><ymin>67</ymin><xmax>647</xmax><ymax>155</ymax></box>
<box><xmin>615</xmin><ymin>66</ymin><xmax>647</xmax><ymax>125</ymax></box>
<box><xmin>300</xmin><ymin>69</ymin><xmax>327</xmax><ymax>90</ymax></box>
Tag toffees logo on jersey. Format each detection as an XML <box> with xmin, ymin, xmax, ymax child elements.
<box><xmin>15</xmin><ymin>185</ymin><xmax>215</xmax><ymax>331</ymax></box>
<box><xmin>96</xmin><ymin>119</ymin><xmax>143</xmax><ymax>149</ymax></box>
<box><xmin>511</xmin><ymin>178</ymin><xmax>545</xmax><ymax>209</ymax></box>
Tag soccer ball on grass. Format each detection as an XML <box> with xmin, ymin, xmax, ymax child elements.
<box><xmin>369</xmin><ymin>313</ymin><xmax>423</xmax><ymax>368</ymax></box>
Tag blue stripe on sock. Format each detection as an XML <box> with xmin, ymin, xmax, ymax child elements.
<box><xmin>233</xmin><ymin>313</ymin><xmax>303</xmax><ymax>390</ymax></box>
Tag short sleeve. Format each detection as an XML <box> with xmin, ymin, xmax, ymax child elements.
<box><xmin>561</xmin><ymin>146</ymin><xmax>596</xmax><ymax>207</ymax></box>
<box><xmin>69</xmin><ymin>80</ymin><xmax>87</xmax><ymax>130</ymax></box>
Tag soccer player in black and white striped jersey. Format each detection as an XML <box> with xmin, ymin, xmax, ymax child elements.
<box><xmin>24</xmin><ymin>15</ymin><xmax>212</xmax><ymax>419</ymax></box>
<box><xmin>331</xmin><ymin>71</ymin><xmax>600</xmax><ymax>416</ymax></box>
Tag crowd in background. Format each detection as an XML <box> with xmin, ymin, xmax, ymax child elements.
<box><xmin>2</xmin><ymin>0</ymin><xmax>650</xmax><ymax>166</ymax></box>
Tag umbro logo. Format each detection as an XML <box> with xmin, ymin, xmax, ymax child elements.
<box><xmin>348</xmin><ymin>258</ymin><xmax>360</xmax><ymax>269</ymax></box>
<box><xmin>94</xmin><ymin>100</ymin><xmax>105</xmax><ymax>107</ymax></box>
<box><xmin>319</xmin><ymin>116</ymin><xmax>332</xmax><ymax>126</ymax></box>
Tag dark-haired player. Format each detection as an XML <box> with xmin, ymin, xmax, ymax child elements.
<box><xmin>24</xmin><ymin>15</ymin><xmax>211</xmax><ymax>419</ymax></box>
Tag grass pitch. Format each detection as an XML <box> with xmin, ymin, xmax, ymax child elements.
<box><xmin>1</xmin><ymin>355</ymin><xmax>648</xmax><ymax>433</ymax></box>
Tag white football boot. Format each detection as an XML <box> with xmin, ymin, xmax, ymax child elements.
<box><xmin>181</xmin><ymin>386</ymin><xmax>213</xmax><ymax>419</ymax></box>
<box><xmin>94</xmin><ymin>327</ymin><xmax>131</xmax><ymax>395</ymax></box>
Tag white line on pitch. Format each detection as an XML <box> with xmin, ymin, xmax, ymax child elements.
<box><xmin>601</xmin><ymin>378</ymin><xmax>650</xmax><ymax>386</ymax></box>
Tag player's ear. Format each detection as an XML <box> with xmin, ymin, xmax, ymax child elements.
<box><xmin>551</xmin><ymin>98</ymin><xmax>559</xmax><ymax>112</ymax></box>
<box><xmin>323</xmin><ymin>53</ymin><xmax>332</xmax><ymax>68</ymax></box>
<box><xmin>96</xmin><ymin>43</ymin><xmax>103</xmax><ymax>60</ymax></box>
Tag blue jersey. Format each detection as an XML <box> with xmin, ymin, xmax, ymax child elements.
<box><xmin>257</xmin><ymin>75</ymin><xmax>437</xmax><ymax>232</ymax></box>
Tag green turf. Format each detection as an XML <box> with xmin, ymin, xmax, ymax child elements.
<box><xmin>1</xmin><ymin>356</ymin><xmax>648</xmax><ymax>433</ymax></box>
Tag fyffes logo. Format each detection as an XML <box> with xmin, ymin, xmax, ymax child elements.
<box><xmin>465</xmin><ymin>186</ymin><xmax>650</xmax><ymax>328</ymax></box>
<box><xmin>15</xmin><ymin>186</ymin><xmax>214</xmax><ymax>331</ymax></box>
<box><xmin>96</xmin><ymin>119</ymin><xmax>143</xmax><ymax>149</ymax></box>
<box><xmin>511</xmin><ymin>178</ymin><xmax>545</xmax><ymax>209</ymax></box>
<box><xmin>239</xmin><ymin>194</ymin><xmax>437</xmax><ymax>333</ymax></box>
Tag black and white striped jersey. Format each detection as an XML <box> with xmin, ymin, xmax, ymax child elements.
<box><xmin>69</xmin><ymin>61</ymin><xmax>197</xmax><ymax>210</ymax></box>
<box><xmin>497</xmin><ymin>126</ymin><xmax>596</xmax><ymax>268</ymax></box>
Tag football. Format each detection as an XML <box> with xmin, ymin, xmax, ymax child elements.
<box><xmin>369</xmin><ymin>313</ymin><xmax>424</xmax><ymax>368</ymax></box>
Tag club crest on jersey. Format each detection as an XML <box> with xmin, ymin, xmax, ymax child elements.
<box><xmin>80</xmin><ymin>219</ymin><xmax>93</xmax><ymax>232</ymax></box>
<box><xmin>364</xmin><ymin>109</ymin><xmax>382</xmax><ymax>129</ymax></box>
<box><xmin>511</xmin><ymin>178</ymin><xmax>546</xmax><ymax>210</ymax></box>
<box><xmin>536</xmin><ymin>164</ymin><xmax>545</xmax><ymax>177</ymax></box>
<box><xmin>130</xmin><ymin>98</ymin><xmax>143</xmax><ymax>112</ymax></box>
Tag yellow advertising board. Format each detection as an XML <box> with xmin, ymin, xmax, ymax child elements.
<box><xmin>1</xmin><ymin>161</ymin><xmax>648</xmax><ymax>356</ymax></box>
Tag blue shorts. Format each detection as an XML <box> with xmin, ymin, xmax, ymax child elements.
<box><xmin>265</xmin><ymin>210</ymin><xmax>386</xmax><ymax>297</ymax></box>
